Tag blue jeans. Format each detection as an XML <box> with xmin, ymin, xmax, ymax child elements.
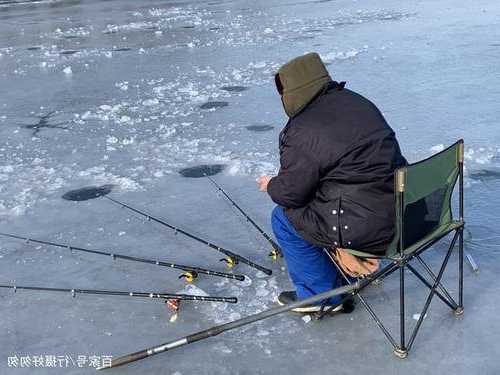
<box><xmin>271</xmin><ymin>206</ymin><xmax>342</xmax><ymax>305</ymax></box>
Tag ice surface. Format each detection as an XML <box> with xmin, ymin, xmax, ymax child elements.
<box><xmin>1</xmin><ymin>0</ymin><xmax>499</xmax><ymax>374</ymax></box>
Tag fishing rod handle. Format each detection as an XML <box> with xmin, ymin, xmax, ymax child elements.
<box><xmin>98</xmin><ymin>350</ymin><xmax>149</xmax><ymax>370</ymax></box>
<box><xmin>173</xmin><ymin>295</ymin><xmax>237</xmax><ymax>303</ymax></box>
<box><xmin>124</xmin><ymin>292</ymin><xmax>237</xmax><ymax>303</ymax></box>
<box><xmin>231</xmin><ymin>254</ymin><xmax>272</xmax><ymax>276</ymax></box>
<box><xmin>209</xmin><ymin>271</ymin><xmax>245</xmax><ymax>281</ymax></box>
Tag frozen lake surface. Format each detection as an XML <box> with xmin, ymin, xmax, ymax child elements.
<box><xmin>0</xmin><ymin>0</ymin><xmax>499</xmax><ymax>373</ymax></box>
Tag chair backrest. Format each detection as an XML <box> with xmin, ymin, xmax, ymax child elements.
<box><xmin>387</xmin><ymin>140</ymin><xmax>464</xmax><ymax>257</ymax></box>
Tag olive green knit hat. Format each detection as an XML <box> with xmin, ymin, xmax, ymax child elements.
<box><xmin>275</xmin><ymin>52</ymin><xmax>332</xmax><ymax>117</ymax></box>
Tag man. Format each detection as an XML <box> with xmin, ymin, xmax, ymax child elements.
<box><xmin>257</xmin><ymin>53</ymin><xmax>406</xmax><ymax>313</ymax></box>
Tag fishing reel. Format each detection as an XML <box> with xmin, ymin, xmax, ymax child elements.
<box><xmin>219</xmin><ymin>256</ymin><xmax>238</xmax><ymax>269</ymax></box>
<box><xmin>178</xmin><ymin>271</ymin><xmax>198</xmax><ymax>283</ymax></box>
<box><xmin>268</xmin><ymin>248</ymin><xmax>283</xmax><ymax>261</ymax></box>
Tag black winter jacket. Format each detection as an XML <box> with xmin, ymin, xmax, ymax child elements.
<box><xmin>267</xmin><ymin>82</ymin><xmax>407</xmax><ymax>255</ymax></box>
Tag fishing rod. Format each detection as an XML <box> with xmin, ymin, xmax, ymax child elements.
<box><xmin>206</xmin><ymin>176</ymin><xmax>283</xmax><ymax>260</ymax></box>
<box><xmin>97</xmin><ymin>281</ymin><xmax>360</xmax><ymax>370</ymax></box>
<box><xmin>104</xmin><ymin>196</ymin><xmax>273</xmax><ymax>276</ymax></box>
<box><xmin>0</xmin><ymin>284</ymin><xmax>237</xmax><ymax>304</ymax></box>
<box><xmin>0</xmin><ymin>232</ymin><xmax>245</xmax><ymax>283</ymax></box>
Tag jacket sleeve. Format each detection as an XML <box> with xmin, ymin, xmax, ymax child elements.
<box><xmin>267</xmin><ymin>134</ymin><xmax>320</xmax><ymax>208</ymax></box>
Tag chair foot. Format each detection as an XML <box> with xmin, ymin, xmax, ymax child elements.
<box><xmin>393</xmin><ymin>348</ymin><xmax>408</xmax><ymax>359</ymax></box>
<box><xmin>454</xmin><ymin>306</ymin><xmax>464</xmax><ymax>316</ymax></box>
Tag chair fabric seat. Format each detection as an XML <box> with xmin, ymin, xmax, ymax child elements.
<box><xmin>341</xmin><ymin>220</ymin><xmax>464</xmax><ymax>260</ymax></box>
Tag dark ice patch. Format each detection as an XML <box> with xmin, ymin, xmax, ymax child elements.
<box><xmin>113</xmin><ymin>47</ymin><xmax>132</xmax><ymax>52</ymax></box>
<box><xmin>209</xmin><ymin>27</ymin><xmax>221</xmax><ymax>31</ymax></box>
<box><xmin>469</xmin><ymin>169</ymin><xmax>500</xmax><ymax>181</ymax></box>
<box><xmin>62</xmin><ymin>185</ymin><xmax>114</xmax><ymax>201</ymax></box>
<box><xmin>220</xmin><ymin>86</ymin><xmax>248</xmax><ymax>92</ymax></box>
<box><xmin>199</xmin><ymin>101</ymin><xmax>228</xmax><ymax>110</ymax></box>
<box><xmin>182</xmin><ymin>25</ymin><xmax>195</xmax><ymax>29</ymax></box>
<box><xmin>63</xmin><ymin>35</ymin><xmax>80</xmax><ymax>39</ymax></box>
<box><xmin>26</xmin><ymin>46</ymin><xmax>42</xmax><ymax>51</ymax></box>
<box><xmin>60</xmin><ymin>50</ymin><xmax>79</xmax><ymax>55</ymax></box>
<box><xmin>20</xmin><ymin>111</ymin><xmax>68</xmax><ymax>136</ymax></box>
<box><xmin>179</xmin><ymin>164</ymin><xmax>226</xmax><ymax>178</ymax></box>
<box><xmin>245</xmin><ymin>125</ymin><xmax>274</xmax><ymax>132</ymax></box>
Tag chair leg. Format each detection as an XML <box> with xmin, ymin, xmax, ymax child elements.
<box><xmin>456</xmin><ymin>228</ymin><xmax>464</xmax><ymax>315</ymax></box>
<box><xmin>323</xmin><ymin>249</ymin><xmax>400</xmax><ymax>349</ymax></box>
<box><xmin>407</xmin><ymin>231</ymin><xmax>459</xmax><ymax>351</ymax></box>
<box><xmin>394</xmin><ymin>265</ymin><xmax>408</xmax><ymax>358</ymax></box>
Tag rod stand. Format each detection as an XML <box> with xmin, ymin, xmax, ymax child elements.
<box><xmin>465</xmin><ymin>251</ymin><xmax>479</xmax><ymax>273</ymax></box>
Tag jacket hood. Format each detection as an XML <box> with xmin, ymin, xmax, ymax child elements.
<box><xmin>275</xmin><ymin>52</ymin><xmax>332</xmax><ymax>118</ymax></box>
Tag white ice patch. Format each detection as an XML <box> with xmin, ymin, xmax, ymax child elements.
<box><xmin>321</xmin><ymin>48</ymin><xmax>363</xmax><ymax>63</ymax></box>
<box><xmin>115</xmin><ymin>81</ymin><xmax>129</xmax><ymax>91</ymax></box>
<box><xmin>103</xmin><ymin>21</ymin><xmax>156</xmax><ymax>34</ymax></box>
<box><xmin>63</xmin><ymin>66</ymin><xmax>72</xmax><ymax>75</ymax></box>
<box><xmin>463</xmin><ymin>147</ymin><xmax>499</xmax><ymax>166</ymax></box>
<box><xmin>78</xmin><ymin>166</ymin><xmax>142</xmax><ymax>191</ymax></box>
<box><xmin>256</xmin><ymin>280</ymin><xmax>270</xmax><ymax>297</ymax></box>
<box><xmin>213</xmin><ymin>343</ymin><xmax>232</xmax><ymax>354</ymax></box>
<box><xmin>176</xmin><ymin>284</ymin><xmax>209</xmax><ymax>297</ymax></box>
<box><xmin>48</xmin><ymin>26</ymin><xmax>91</xmax><ymax>39</ymax></box>
<box><xmin>412</xmin><ymin>313</ymin><xmax>427</xmax><ymax>320</ymax></box>
<box><xmin>302</xmin><ymin>315</ymin><xmax>312</xmax><ymax>324</ymax></box>
<box><xmin>430</xmin><ymin>144</ymin><xmax>445</xmax><ymax>153</ymax></box>
<box><xmin>240</xmin><ymin>275</ymin><xmax>253</xmax><ymax>287</ymax></box>
<box><xmin>142</xmin><ymin>98</ymin><xmax>160</xmax><ymax>106</ymax></box>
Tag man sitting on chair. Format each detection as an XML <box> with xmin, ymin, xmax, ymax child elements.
<box><xmin>257</xmin><ymin>53</ymin><xmax>407</xmax><ymax>313</ymax></box>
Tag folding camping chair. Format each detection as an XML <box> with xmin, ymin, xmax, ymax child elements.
<box><xmin>323</xmin><ymin>139</ymin><xmax>465</xmax><ymax>358</ymax></box>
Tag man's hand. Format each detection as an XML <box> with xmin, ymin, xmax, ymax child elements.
<box><xmin>257</xmin><ymin>175</ymin><xmax>273</xmax><ymax>192</ymax></box>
